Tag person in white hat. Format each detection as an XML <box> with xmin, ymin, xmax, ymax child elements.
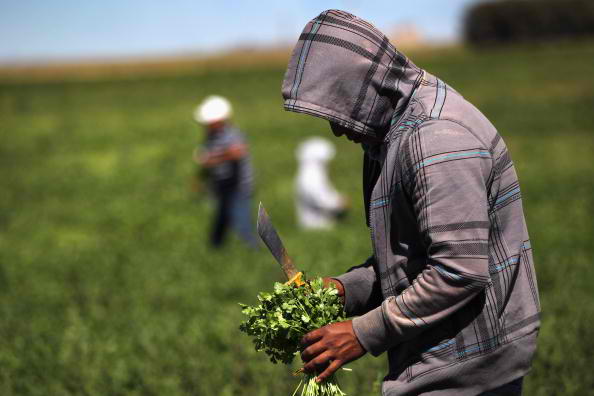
<box><xmin>193</xmin><ymin>95</ymin><xmax>257</xmax><ymax>248</ymax></box>
<box><xmin>295</xmin><ymin>137</ymin><xmax>349</xmax><ymax>229</ymax></box>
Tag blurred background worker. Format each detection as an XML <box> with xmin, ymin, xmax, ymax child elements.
<box><xmin>193</xmin><ymin>95</ymin><xmax>257</xmax><ymax>248</ymax></box>
<box><xmin>295</xmin><ymin>137</ymin><xmax>348</xmax><ymax>229</ymax></box>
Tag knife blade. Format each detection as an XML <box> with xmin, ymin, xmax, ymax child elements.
<box><xmin>257</xmin><ymin>202</ymin><xmax>304</xmax><ymax>286</ymax></box>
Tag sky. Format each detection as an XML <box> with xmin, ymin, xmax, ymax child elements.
<box><xmin>0</xmin><ymin>0</ymin><xmax>480</xmax><ymax>64</ymax></box>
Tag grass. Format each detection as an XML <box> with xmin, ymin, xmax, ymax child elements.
<box><xmin>1</xmin><ymin>41</ymin><xmax>593</xmax><ymax>395</ymax></box>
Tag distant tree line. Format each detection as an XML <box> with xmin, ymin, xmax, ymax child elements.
<box><xmin>464</xmin><ymin>0</ymin><xmax>594</xmax><ymax>45</ymax></box>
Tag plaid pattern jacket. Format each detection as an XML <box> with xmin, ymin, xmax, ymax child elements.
<box><xmin>282</xmin><ymin>10</ymin><xmax>540</xmax><ymax>396</ymax></box>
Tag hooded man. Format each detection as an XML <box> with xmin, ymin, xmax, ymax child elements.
<box><xmin>282</xmin><ymin>10</ymin><xmax>540</xmax><ymax>396</ymax></box>
<box><xmin>295</xmin><ymin>137</ymin><xmax>348</xmax><ymax>229</ymax></box>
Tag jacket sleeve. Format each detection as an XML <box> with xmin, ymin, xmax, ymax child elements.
<box><xmin>352</xmin><ymin>124</ymin><xmax>493</xmax><ymax>356</ymax></box>
<box><xmin>333</xmin><ymin>256</ymin><xmax>383</xmax><ymax>317</ymax></box>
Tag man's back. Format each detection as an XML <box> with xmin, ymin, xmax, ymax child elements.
<box><xmin>353</xmin><ymin>71</ymin><xmax>541</xmax><ymax>395</ymax></box>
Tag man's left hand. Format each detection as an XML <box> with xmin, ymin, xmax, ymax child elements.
<box><xmin>300</xmin><ymin>320</ymin><xmax>366</xmax><ymax>382</ymax></box>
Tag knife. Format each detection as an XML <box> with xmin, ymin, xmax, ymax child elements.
<box><xmin>257</xmin><ymin>202</ymin><xmax>305</xmax><ymax>286</ymax></box>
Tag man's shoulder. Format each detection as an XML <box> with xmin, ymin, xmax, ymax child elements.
<box><xmin>208</xmin><ymin>126</ymin><xmax>244</xmax><ymax>147</ymax></box>
<box><xmin>222</xmin><ymin>126</ymin><xmax>247</xmax><ymax>143</ymax></box>
<box><xmin>396</xmin><ymin>119</ymin><xmax>489</xmax><ymax>156</ymax></box>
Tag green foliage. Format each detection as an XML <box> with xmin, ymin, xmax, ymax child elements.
<box><xmin>239</xmin><ymin>278</ymin><xmax>346</xmax><ymax>365</ymax></box>
<box><xmin>239</xmin><ymin>278</ymin><xmax>347</xmax><ymax>395</ymax></box>
<box><xmin>0</xmin><ymin>41</ymin><xmax>593</xmax><ymax>395</ymax></box>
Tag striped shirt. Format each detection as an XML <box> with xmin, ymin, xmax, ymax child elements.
<box><xmin>200</xmin><ymin>125</ymin><xmax>253</xmax><ymax>194</ymax></box>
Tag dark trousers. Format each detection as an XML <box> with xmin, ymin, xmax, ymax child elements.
<box><xmin>478</xmin><ymin>377</ymin><xmax>524</xmax><ymax>396</ymax></box>
<box><xmin>210</xmin><ymin>189</ymin><xmax>256</xmax><ymax>248</ymax></box>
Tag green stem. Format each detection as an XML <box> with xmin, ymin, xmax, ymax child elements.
<box><xmin>298</xmin><ymin>373</ymin><xmax>347</xmax><ymax>396</ymax></box>
<box><xmin>291</xmin><ymin>377</ymin><xmax>303</xmax><ymax>396</ymax></box>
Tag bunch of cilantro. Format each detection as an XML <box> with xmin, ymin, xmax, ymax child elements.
<box><xmin>239</xmin><ymin>277</ymin><xmax>348</xmax><ymax>396</ymax></box>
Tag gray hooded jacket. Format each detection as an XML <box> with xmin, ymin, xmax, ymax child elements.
<box><xmin>282</xmin><ymin>10</ymin><xmax>540</xmax><ymax>396</ymax></box>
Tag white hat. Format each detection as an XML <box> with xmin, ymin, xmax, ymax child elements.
<box><xmin>194</xmin><ymin>95</ymin><xmax>232</xmax><ymax>124</ymax></box>
<box><xmin>297</xmin><ymin>137</ymin><xmax>336</xmax><ymax>163</ymax></box>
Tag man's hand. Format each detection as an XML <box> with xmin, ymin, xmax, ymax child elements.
<box><xmin>300</xmin><ymin>320</ymin><xmax>366</xmax><ymax>382</ymax></box>
<box><xmin>322</xmin><ymin>277</ymin><xmax>344</xmax><ymax>304</ymax></box>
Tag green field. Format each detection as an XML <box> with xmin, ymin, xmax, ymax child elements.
<box><xmin>1</xmin><ymin>42</ymin><xmax>593</xmax><ymax>395</ymax></box>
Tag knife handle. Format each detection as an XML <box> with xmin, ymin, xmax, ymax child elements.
<box><xmin>285</xmin><ymin>272</ymin><xmax>305</xmax><ymax>287</ymax></box>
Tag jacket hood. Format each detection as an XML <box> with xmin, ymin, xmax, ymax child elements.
<box><xmin>282</xmin><ymin>10</ymin><xmax>423</xmax><ymax>140</ymax></box>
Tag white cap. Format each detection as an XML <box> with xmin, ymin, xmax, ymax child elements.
<box><xmin>194</xmin><ymin>95</ymin><xmax>232</xmax><ymax>124</ymax></box>
<box><xmin>297</xmin><ymin>137</ymin><xmax>336</xmax><ymax>163</ymax></box>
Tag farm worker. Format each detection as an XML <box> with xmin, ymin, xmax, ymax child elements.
<box><xmin>295</xmin><ymin>137</ymin><xmax>349</xmax><ymax>229</ymax></box>
<box><xmin>282</xmin><ymin>10</ymin><xmax>540</xmax><ymax>396</ymax></box>
<box><xmin>193</xmin><ymin>95</ymin><xmax>257</xmax><ymax>249</ymax></box>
